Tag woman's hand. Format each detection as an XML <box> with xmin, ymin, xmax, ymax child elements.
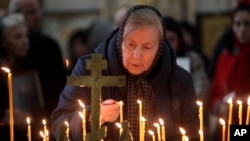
<box><xmin>100</xmin><ymin>99</ymin><xmax>120</xmax><ymax>125</ymax></box>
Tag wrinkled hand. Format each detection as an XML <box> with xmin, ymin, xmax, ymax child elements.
<box><xmin>100</xmin><ymin>99</ymin><xmax>120</xmax><ymax>125</ymax></box>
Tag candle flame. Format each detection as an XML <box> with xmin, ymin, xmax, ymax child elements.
<box><xmin>196</xmin><ymin>101</ymin><xmax>203</xmax><ymax>106</ymax></box>
<box><xmin>179</xmin><ymin>127</ymin><xmax>186</xmax><ymax>135</ymax></box>
<box><xmin>248</xmin><ymin>96</ymin><xmax>250</xmax><ymax>105</ymax></box>
<box><xmin>115</xmin><ymin>122</ymin><xmax>121</xmax><ymax>128</ymax></box>
<box><xmin>137</xmin><ymin>100</ymin><xmax>142</xmax><ymax>104</ymax></box>
<box><xmin>141</xmin><ymin>116</ymin><xmax>146</xmax><ymax>122</ymax></box>
<box><xmin>42</xmin><ymin>119</ymin><xmax>46</xmax><ymax>126</ymax></box>
<box><xmin>237</xmin><ymin>100</ymin><xmax>242</xmax><ymax>105</ymax></box>
<box><xmin>26</xmin><ymin>117</ymin><xmax>30</xmax><ymax>125</ymax></box>
<box><xmin>65</xmin><ymin>121</ymin><xmax>69</xmax><ymax>127</ymax></box>
<box><xmin>40</xmin><ymin>131</ymin><xmax>45</xmax><ymax>138</ymax></box>
<box><xmin>186</xmin><ymin>136</ymin><xmax>189</xmax><ymax>141</ymax></box>
<box><xmin>219</xmin><ymin>118</ymin><xmax>225</xmax><ymax>125</ymax></box>
<box><xmin>1</xmin><ymin>67</ymin><xmax>10</xmax><ymax>73</ymax></box>
<box><xmin>78</xmin><ymin>99</ymin><xmax>85</xmax><ymax>108</ymax></box>
<box><xmin>119</xmin><ymin>101</ymin><xmax>124</xmax><ymax>106</ymax></box>
<box><xmin>159</xmin><ymin>118</ymin><xmax>164</xmax><ymax>125</ymax></box>
<box><xmin>199</xmin><ymin>130</ymin><xmax>203</xmax><ymax>135</ymax></box>
<box><xmin>154</xmin><ymin>123</ymin><xmax>159</xmax><ymax>128</ymax></box>
<box><xmin>148</xmin><ymin>130</ymin><xmax>154</xmax><ymax>136</ymax></box>
<box><xmin>227</xmin><ymin>97</ymin><xmax>233</xmax><ymax>104</ymax></box>
<box><xmin>65</xmin><ymin>59</ymin><xmax>69</xmax><ymax>68</ymax></box>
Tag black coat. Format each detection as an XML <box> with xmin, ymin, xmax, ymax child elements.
<box><xmin>51</xmin><ymin>30</ymin><xmax>199</xmax><ymax>141</ymax></box>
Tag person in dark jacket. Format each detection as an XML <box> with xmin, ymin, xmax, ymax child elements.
<box><xmin>51</xmin><ymin>5</ymin><xmax>199</xmax><ymax>141</ymax></box>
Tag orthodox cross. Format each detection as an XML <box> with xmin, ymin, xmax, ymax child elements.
<box><xmin>67</xmin><ymin>54</ymin><xmax>126</xmax><ymax>141</ymax></box>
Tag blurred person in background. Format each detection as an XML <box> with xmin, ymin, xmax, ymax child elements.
<box><xmin>8</xmin><ymin>0</ymin><xmax>67</xmax><ymax>125</ymax></box>
<box><xmin>67</xmin><ymin>29</ymin><xmax>91</xmax><ymax>74</ymax></box>
<box><xmin>209</xmin><ymin>0</ymin><xmax>250</xmax><ymax>140</ymax></box>
<box><xmin>0</xmin><ymin>13</ymin><xmax>33</xmax><ymax>141</ymax></box>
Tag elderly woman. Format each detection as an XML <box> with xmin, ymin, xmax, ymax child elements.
<box><xmin>52</xmin><ymin>5</ymin><xmax>199</xmax><ymax>141</ymax></box>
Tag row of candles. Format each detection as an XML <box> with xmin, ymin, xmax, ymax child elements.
<box><xmin>218</xmin><ymin>97</ymin><xmax>250</xmax><ymax>141</ymax></box>
<box><xmin>2</xmin><ymin>66</ymin><xmax>250</xmax><ymax>141</ymax></box>
<box><xmin>26</xmin><ymin>118</ymin><xmax>50</xmax><ymax>141</ymax></box>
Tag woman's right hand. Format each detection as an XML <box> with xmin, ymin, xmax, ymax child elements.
<box><xmin>100</xmin><ymin>99</ymin><xmax>120</xmax><ymax>125</ymax></box>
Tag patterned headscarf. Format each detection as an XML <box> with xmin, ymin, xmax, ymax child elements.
<box><xmin>116</xmin><ymin>5</ymin><xmax>165</xmax><ymax>141</ymax></box>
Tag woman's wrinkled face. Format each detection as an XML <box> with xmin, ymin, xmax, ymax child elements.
<box><xmin>3</xmin><ymin>25</ymin><xmax>29</xmax><ymax>58</ymax></box>
<box><xmin>233</xmin><ymin>11</ymin><xmax>250</xmax><ymax>43</ymax></box>
<box><xmin>122</xmin><ymin>25</ymin><xmax>161</xmax><ymax>75</ymax></box>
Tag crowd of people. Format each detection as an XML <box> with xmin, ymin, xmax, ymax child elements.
<box><xmin>1</xmin><ymin>0</ymin><xmax>250</xmax><ymax>141</ymax></box>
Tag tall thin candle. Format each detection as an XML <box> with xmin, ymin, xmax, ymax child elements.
<box><xmin>246</xmin><ymin>96</ymin><xmax>250</xmax><ymax>125</ymax></box>
<box><xmin>119</xmin><ymin>101</ymin><xmax>124</xmax><ymax>123</ymax></box>
<box><xmin>154</xmin><ymin>123</ymin><xmax>161</xmax><ymax>141</ymax></box>
<box><xmin>196</xmin><ymin>101</ymin><xmax>203</xmax><ymax>132</ymax></box>
<box><xmin>65</xmin><ymin>121</ymin><xmax>69</xmax><ymax>140</ymax></box>
<box><xmin>42</xmin><ymin>119</ymin><xmax>47</xmax><ymax>137</ymax></box>
<box><xmin>179</xmin><ymin>127</ymin><xmax>186</xmax><ymax>141</ymax></box>
<box><xmin>219</xmin><ymin>118</ymin><xmax>226</xmax><ymax>141</ymax></box>
<box><xmin>199</xmin><ymin>130</ymin><xmax>204</xmax><ymax>141</ymax></box>
<box><xmin>1</xmin><ymin>67</ymin><xmax>14</xmax><ymax>141</ymax></box>
<box><xmin>141</xmin><ymin>117</ymin><xmax>146</xmax><ymax>141</ymax></box>
<box><xmin>227</xmin><ymin>97</ymin><xmax>233</xmax><ymax>141</ymax></box>
<box><xmin>27</xmin><ymin>117</ymin><xmax>31</xmax><ymax>141</ymax></box>
<box><xmin>78</xmin><ymin>99</ymin><xmax>86</xmax><ymax>140</ymax></box>
<box><xmin>137</xmin><ymin>100</ymin><xmax>142</xmax><ymax>141</ymax></box>
<box><xmin>159</xmin><ymin>118</ymin><xmax>166</xmax><ymax>141</ymax></box>
<box><xmin>237</xmin><ymin>100</ymin><xmax>243</xmax><ymax>125</ymax></box>
<box><xmin>149</xmin><ymin>130</ymin><xmax>155</xmax><ymax>141</ymax></box>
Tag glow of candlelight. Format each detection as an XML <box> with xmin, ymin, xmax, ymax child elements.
<box><xmin>149</xmin><ymin>130</ymin><xmax>156</xmax><ymax>141</ymax></box>
<box><xmin>78</xmin><ymin>99</ymin><xmax>86</xmax><ymax>140</ymax></box>
<box><xmin>219</xmin><ymin>118</ymin><xmax>226</xmax><ymax>141</ymax></box>
<box><xmin>65</xmin><ymin>121</ymin><xmax>69</xmax><ymax>139</ymax></box>
<box><xmin>199</xmin><ymin>130</ymin><xmax>204</xmax><ymax>141</ymax></box>
<box><xmin>154</xmin><ymin>123</ymin><xmax>161</xmax><ymax>141</ymax></box>
<box><xmin>180</xmin><ymin>127</ymin><xmax>186</xmax><ymax>141</ymax></box>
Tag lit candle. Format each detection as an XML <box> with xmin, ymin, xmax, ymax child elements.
<box><xmin>179</xmin><ymin>127</ymin><xmax>187</xmax><ymax>141</ymax></box>
<box><xmin>42</xmin><ymin>119</ymin><xmax>47</xmax><ymax>137</ymax></box>
<box><xmin>78</xmin><ymin>99</ymin><xmax>86</xmax><ymax>140</ymax></box>
<box><xmin>196</xmin><ymin>101</ymin><xmax>203</xmax><ymax>132</ymax></box>
<box><xmin>154</xmin><ymin>123</ymin><xmax>161</xmax><ymax>141</ymax></box>
<box><xmin>219</xmin><ymin>118</ymin><xmax>226</xmax><ymax>141</ymax></box>
<box><xmin>141</xmin><ymin>117</ymin><xmax>146</xmax><ymax>141</ymax></box>
<box><xmin>159</xmin><ymin>118</ymin><xmax>166</xmax><ymax>141</ymax></box>
<box><xmin>27</xmin><ymin>117</ymin><xmax>31</xmax><ymax>141</ymax></box>
<box><xmin>137</xmin><ymin>100</ymin><xmax>142</xmax><ymax>141</ymax></box>
<box><xmin>237</xmin><ymin>100</ymin><xmax>243</xmax><ymax>125</ymax></box>
<box><xmin>119</xmin><ymin>101</ymin><xmax>124</xmax><ymax>123</ymax></box>
<box><xmin>246</xmin><ymin>96</ymin><xmax>250</xmax><ymax>125</ymax></box>
<box><xmin>149</xmin><ymin>130</ymin><xmax>156</xmax><ymax>141</ymax></box>
<box><xmin>1</xmin><ymin>67</ymin><xmax>14</xmax><ymax>141</ymax></box>
<box><xmin>199</xmin><ymin>130</ymin><xmax>204</xmax><ymax>141</ymax></box>
<box><xmin>65</xmin><ymin>121</ymin><xmax>69</xmax><ymax>140</ymax></box>
<box><xmin>227</xmin><ymin>97</ymin><xmax>233</xmax><ymax>141</ymax></box>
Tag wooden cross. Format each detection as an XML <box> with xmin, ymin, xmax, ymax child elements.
<box><xmin>67</xmin><ymin>54</ymin><xmax>126</xmax><ymax>141</ymax></box>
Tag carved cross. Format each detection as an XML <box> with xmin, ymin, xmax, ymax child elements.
<box><xmin>67</xmin><ymin>54</ymin><xmax>126</xmax><ymax>141</ymax></box>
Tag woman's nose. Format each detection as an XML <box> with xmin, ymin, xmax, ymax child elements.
<box><xmin>133</xmin><ymin>47</ymin><xmax>142</xmax><ymax>58</ymax></box>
